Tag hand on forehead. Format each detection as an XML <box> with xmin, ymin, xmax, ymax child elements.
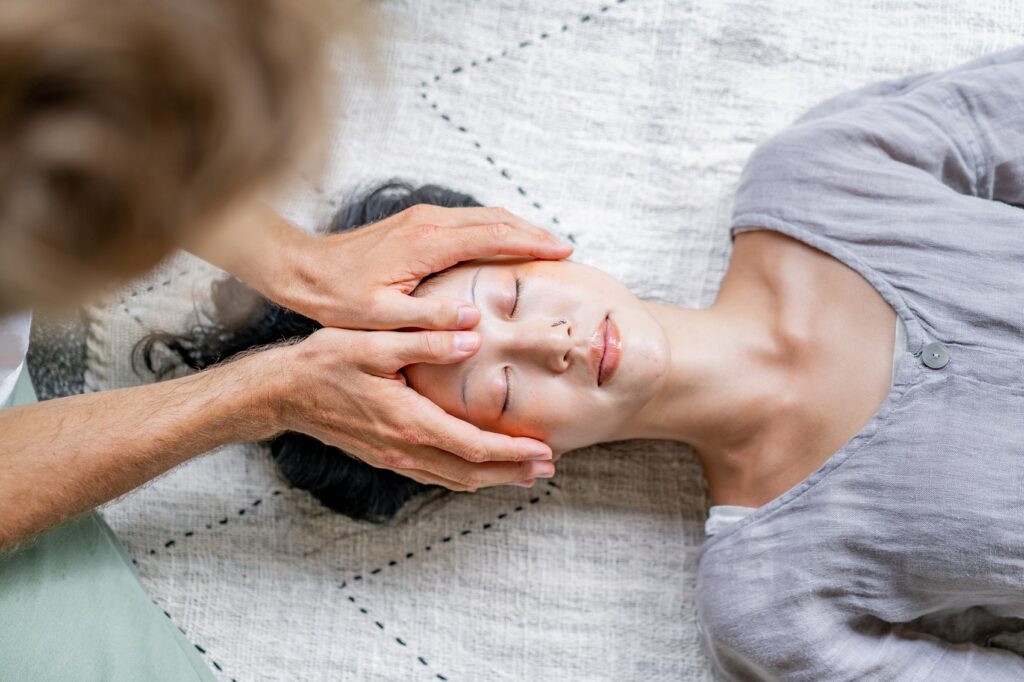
<box><xmin>404</xmin><ymin>257</ymin><xmax>663</xmax><ymax>455</ymax></box>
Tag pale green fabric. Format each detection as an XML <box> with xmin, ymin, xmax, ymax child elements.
<box><xmin>0</xmin><ymin>366</ymin><xmax>215</xmax><ymax>682</ymax></box>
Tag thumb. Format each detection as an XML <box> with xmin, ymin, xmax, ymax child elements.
<box><xmin>363</xmin><ymin>330</ymin><xmax>482</xmax><ymax>373</ymax></box>
<box><xmin>373</xmin><ymin>290</ymin><xmax>481</xmax><ymax>331</ymax></box>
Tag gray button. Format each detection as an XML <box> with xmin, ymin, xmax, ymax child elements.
<box><xmin>922</xmin><ymin>342</ymin><xmax>950</xmax><ymax>369</ymax></box>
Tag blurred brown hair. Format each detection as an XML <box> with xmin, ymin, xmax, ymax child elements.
<box><xmin>0</xmin><ymin>0</ymin><xmax>342</xmax><ymax>313</ymax></box>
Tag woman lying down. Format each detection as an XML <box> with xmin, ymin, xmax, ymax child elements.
<box><xmin>146</xmin><ymin>48</ymin><xmax>1024</xmax><ymax>681</ymax></box>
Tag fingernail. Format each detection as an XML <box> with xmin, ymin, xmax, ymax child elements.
<box><xmin>512</xmin><ymin>480</ymin><xmax>536</xmax><ymax>488</ymax></box>
<box><xmin>525</xmin><ymin>443</ymin><xmax>552</xmax><ymax>459</ymax></box>
<box><xmin>454</xmin><ymin>331</ymin><xmax>480</xmax><ymax>353</ymax></box>
<box><xmin>456</xmin><ymin>305</ymin><xmax>479</xmax><ymax>328</ymax></box>
<box><xmin>532</xmin><ymin>463</ymin><xmax>555</xmax><ymax>478</ymax></box>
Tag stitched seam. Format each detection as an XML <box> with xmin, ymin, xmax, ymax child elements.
<box><xmin>416</xmin><ymin>0</ymin><xmax>634</xmax><ymax>244</ymax></box>
<box><xmin>138</xmin><ymin>489</ymin><xmax>285</xmax><ymax>558</ymax></box>
<box><xmin>936</xmin><ymin>83</ymin><xmax>989</xmax><ymax>198</ymax></box>
<box><xmin>157</xmin><ymin>603</ymin><xmax>238</xmax><ymax>682</ymax></box>
<box><xmin>418</xmin><ymin>0</ymin><xmax>628</xmax><ymax>89</ymax></box>
<box><xmin>417</xmin><ymin>95</ymin><xmax>569</xmax><ymax>239</ymax></box>
<box><xmin>337</xmin><ymin>481</ymin><xmax>560</xmax><ymax>681</ymax></box>
<box><xmin>339</xmin><ymin>482</ymin><xmax>557</xmax><ymax>587</ymax></box>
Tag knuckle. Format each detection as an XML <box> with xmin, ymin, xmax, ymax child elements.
<box><xmin>422</xmin><ymin>332</ymin><xmax>450</xmax><ymax>360</ymax></box>
<box><xmin>359</xmin><ymin>332</ymin><xmax>386</xmax><ymax>357</ymax></box>
<box><xmin>459</xmin><ymin>471</ymin><xmax>485</xmax><ymax>489</ymax></box>
<box><xmin>487</xmin><ymin>206</ymin><xmax>514</xmax><ymax>222</ymax></box>
<box><xmin>365</xmin><ymin>292</ymin><xmax>390</xmax><ymax>320</ymax></box>
<box><xmin>414</xmin><ymin>222</ymin><xmax>443</xmax><ymax>240</ymax></box>
<box><xmin>379</xmin><ymin>451</ymin><xmax>413</xmax><ymax>470</ymax></box>
<box><xmin>397</xmin><ymin>427</ymin><xmax>425</xmax><ymax>447</ymax></box>
<box><xmin>461</xmin><ymin>444</ymin><xmax>488</xmax><ymax>463</ymax></box>
<box><xmin>405</xmin><ymin>222</ymin><xmax>444</xmax><ymax>247</ymax></box>
<box><xmin>486</xmin><ymin>222</ymin><xmax>513</xmax><ymax>240</ymax></box>
<box><xmin>403</xmin><ymin>203</ymin><xmax>433</xmax><ymax>224</ymax></box>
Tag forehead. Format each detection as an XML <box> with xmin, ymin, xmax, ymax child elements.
<box><xmin>414</xmin><ymin>258</ymin><xmax>530</xmax><ymax>299</ymax></box>
<box><xmin>415</xmin><ymin>258</ymin><xmax>581</xmax><ymax>298</ymax></box>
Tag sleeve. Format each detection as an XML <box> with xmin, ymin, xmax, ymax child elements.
<box><xmin>703</xmin><ymin>612</ymin><xmax>1024</xmax><ymax>682</ymax></box>
<box><xmin>794</xmin><ymin>46</ymin><xmax>1024</xmax><ymax>206</ymax></box>
<box><xmin>731</xmin><ymin>47</ymin><xmax>1024</xmax><ymax>241</ymax></box>
<box><xmin>876</xmin><ymin>630</ymin><xmax>1024</xmax><ymax>682</ymax></box>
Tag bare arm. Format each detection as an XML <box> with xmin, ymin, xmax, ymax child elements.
<box><xmin>0</xmin><ymin>327</ymin><xmax>553</xmax><ymax>549</ymax></box>
<box><xmin>0</xmin><ymin>348</ymin><xmax>281</xmax><ymax>548</ymax></box>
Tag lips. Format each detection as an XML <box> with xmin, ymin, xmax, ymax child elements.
<box><xmin>589</xmin><ymin>315</ymin><xmax>622</xmax><ymax>387</ymax></box>
<box><xmin>599</xmin><ymin>316</ymin><xmax>622</xmax><ymax>385</ymax></box>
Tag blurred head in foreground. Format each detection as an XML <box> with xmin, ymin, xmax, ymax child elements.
<box><xmin>0</xmin><ymin>0</ymin><xmax>341</xmax><ymax>313</ymax></box>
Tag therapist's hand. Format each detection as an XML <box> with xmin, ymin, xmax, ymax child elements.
<box><xmin>191</xmin><ymin>201</ymin><xmax>568</xmax><ymax>484</ymax></box>
<box><xmin>272</xmin><ymin>327</ymin><xmax>556</xmax><ymax>490</ymax></box>
<box><xmin>276</xmin><ymin>204</ymin><xmax>572</xmax><ymax>330</ymax></box>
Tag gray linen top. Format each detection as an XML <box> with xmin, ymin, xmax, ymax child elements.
<box><xmin>697</xmin><ymin>48</ymin><xmax>1024</xmax><ymax>681</ymax></box>
<box><xmin>704</xmin><ymin>318</ymin><xmax>906</xmax><ymax>537</ymax></box>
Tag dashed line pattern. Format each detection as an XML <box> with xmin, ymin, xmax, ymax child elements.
<box><xmin>419</xmin><ymin>1</ymin><xmax>627</xmax><ymax>89</ymax></box>
<box><xmin>117</xmin><ymin>268</ymin><xmax>194</xmax><ymax>327</ymax></box>
<box><xmin>417</xmin><ymin>1</ymin><xmax>629</xmax><ymax>241</ymax></box>
<box><xmin>143</xmin><ymin>490</ymin><xmax>284</xmax><ymax>558</ymax></box>
<box><xmin>338</xmin><ymin>481</ymin><xmax>560</xmax><ymax>682</ymax></box>
<box><xmin>135</xmin><ymin>481</ymin><xmax>560</xmax><ymax>680</ymax></box>
<box><xmin>158</xmin><ymin>605</ymin><xmax>238</xmax><ymax>682</ymax></box>
<box><xmin>418</xmin><ymin>97</ymin><xmax>568</xmax><ymax>238</ymax></box>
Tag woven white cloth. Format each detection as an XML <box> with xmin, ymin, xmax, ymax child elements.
<box><xmin>86</xmin><ymin>1</ymin><xmax>1023</xmax><ymax>680</ymax></box>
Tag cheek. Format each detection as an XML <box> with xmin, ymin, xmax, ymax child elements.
<box><xmin>508</xmin><ymin>380</ymin><xmax>614</xmax><ymax>449</ymax></box>
<box><xmin>404</xmin><ymin>364</ymin><xmax>463</xmax><ymax>417</ymax></box>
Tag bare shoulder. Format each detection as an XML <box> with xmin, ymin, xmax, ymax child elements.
<box><xmin>720</xmin><ymin>228</ymin><xmax>897</xmax><ymax>506</ymax></box>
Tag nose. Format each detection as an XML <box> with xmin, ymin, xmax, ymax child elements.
<box><xmin>506</xmin><ymin>317</ymin><xmax>574</xmax><ymax>373</ymax></box>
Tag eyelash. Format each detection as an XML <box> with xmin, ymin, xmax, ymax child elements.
<box><xmin>509</xmin><ymin>276</ymin><xmax>522</xmax><ymax>318</ymax></box>
<box><xmin>501</xmin><ymin>276</ymin><xmax>522</xmax><ymax>414</ymax></box>
<box><xmin>501</xmin><ymin>366</ymin><xmax>513</xmax><ymax>414</ymax></box>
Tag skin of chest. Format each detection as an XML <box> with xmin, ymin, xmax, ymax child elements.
<box><xmin>709</xmin><ymin>231</ymin><xmax>898</xmax><ymax>507</ymax></box>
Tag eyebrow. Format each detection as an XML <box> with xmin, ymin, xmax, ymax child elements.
<box><xmin>469</xmin><ymin>265</ymin><xmax>482</xmax><ymax>305</ymax></box>
<box><xmin>461</xmin><ymin>265</ymin><xmax>484</xmax><ymax>418</ymax></box>
<box><xmin>461</xmin><ymin>374</ymin><xmax>469</xmax><ymax>418</ymax></box>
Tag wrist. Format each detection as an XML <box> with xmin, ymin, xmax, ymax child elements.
<box><xmin>221</xmin><ymin>205</ymin><xmax>326</xmax><ymax>320</ymax></box>
<box><xmin>204</xmin><ymin>344</ymin><xmax>298</xmax><ymax>442</ymax></box>
<box><xmin>280</xmin><ymin>223</ymin><xmax>317</xmax><ymax>299</ymax></box>
<box><xmin>256</xmin><ymin>223</ymin><xmax>322</xmax><ymax>315</ymax></box>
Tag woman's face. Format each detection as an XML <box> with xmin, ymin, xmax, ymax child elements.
<box><xmin>405</xmin><ymin>259</ymin><xmax>670</xmax><ymax>453</ymax></box>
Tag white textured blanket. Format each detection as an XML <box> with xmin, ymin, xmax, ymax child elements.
<box><xmin>88</xmin><ymin>1</ymin><xmax>1023</xmax><ymax>680</ymax></box>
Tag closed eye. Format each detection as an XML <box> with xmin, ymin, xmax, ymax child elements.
<box><xmin>501</xmin><ymin>366</ymin><xmax>512</xmax><ymax>414</ymax></box>
<box><xmin>510</xmin><ymin>276</ymin><xmax>522</xmax><ymax>318</ymax></box>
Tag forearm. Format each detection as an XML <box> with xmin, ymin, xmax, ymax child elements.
<box><xmin>187</xmin><ymin>201</ymin><xmax>320</xmax><ymax>314</ymax></box>
<box><xmin>0</xmin><ymin>351</ymin><xmax>285</xmax><ymax>548</ymax></box>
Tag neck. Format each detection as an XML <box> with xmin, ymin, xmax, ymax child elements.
<box><xmin>612</xmin><ymin>261</ymin><xmax>805</xmax><ymax>487</ymax></box>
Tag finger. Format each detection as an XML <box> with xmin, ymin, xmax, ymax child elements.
<box><xmin>433</xmin><ymin>458</ymin><xmax>554</xmax><ymax>490</ymax></box>
<box><xmin>407</xmin><ymin>205</ymin><xmax>567</xmax><ymax>243</ymax></box>
<box><xmin>423</xmin><ymin>222</ymin><xmax>572</xmax><ymax>271</ymax></box>
<box><xmin>359</xmin><ymin>330</ymin><xmax>481</xmax><ymax>373</ymax></box>
<box><xmin>391</xmin><ymin>466</ymin><xmax>466</xmax><ymax>491</ymax></box>
<box><xmin>370</xmin><ymin>290</ymin><xmax>481</xmax><ymax>331</ymax></box>
<box><xmin>405</xmin><ymin>396</ymin><xmax>554</xmax><ymax>462</ymax></box>
<box><xmin>397</xmin><ymin>455</ymin><xmax>553</xmax><ymax>491</ymax></box>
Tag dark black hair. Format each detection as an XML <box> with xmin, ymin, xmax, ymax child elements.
<box><xmin>138</xmin><ymin>181</ymin><xmax>482</xmax><ymax>522</ymax></box>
